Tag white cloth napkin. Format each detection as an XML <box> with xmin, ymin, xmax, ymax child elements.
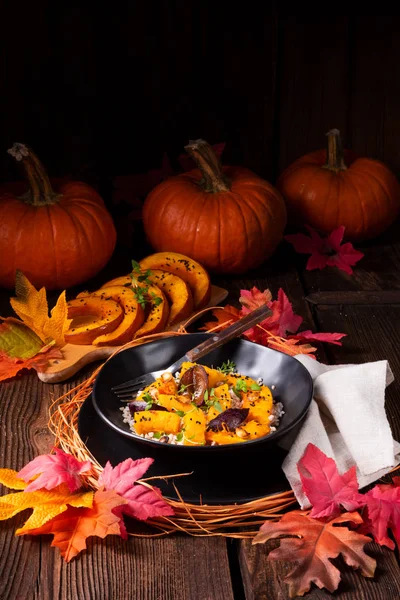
<box><xmin>280</xmin><ymin>355</ymin><xmax>400</xmax><ymax>509</ymax></box>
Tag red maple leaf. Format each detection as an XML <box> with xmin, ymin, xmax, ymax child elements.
<box><xmin>240</xmin><ymin>287</ymin><xmax>302</xmax><ymax>338</ymax></box>
<box><xmin>18</xmin><ymin>448</ymin><xmax>92</xmax><ymax>493</ymax></box>
<box><xmin>253</xmin><ymin>510</ymin><xmax>376</xmax><ymax>597</ymax></box>
<box><xmin>98</xmin><ymin>458</ymin><xmax>174</xmax><ymax>521</ymax></box>
<box><xmin>362</xmin><ymin>480</ymin><xmax>400</xmax><ymax>550</ymax></box>
<box><xmin>202</xmin><ymin>286</ymin><xmax>344</xmax><ymax>358</ymax></box>
<box><xmin>289</xmin><ymin>330</ymin><xmax>347</xmax><ymax>346</ymax></box>
<box><xmin>297</xmin><ymin>444</ymin><xmax>366</xmax><ymax>519</ymax></box>
<box><xmin>285</xmin><ymin>225</ymin><xmax>364</xmax><ymax>275</ymax></box>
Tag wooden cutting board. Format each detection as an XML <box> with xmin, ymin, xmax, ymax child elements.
<box><xmin>37</xmin><ymin>285</ymin><xmax>228</xmax><ymax>384</ymax></box>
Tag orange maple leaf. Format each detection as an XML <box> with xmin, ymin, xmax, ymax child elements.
<box><xmin>201</xmin><ymin>305</ymin><xmax>240</xmax><ymax>332</ymax></box>
<box><xmin>19</xmin><ymin>489</ymin><xmax>127</xmax><ymax>562</ymax></box>
<box><xmin>253</xmin><ymin>510</ymin><xmax>376</xmax><ymax>598</ymax></box>
<box><xmin>0</xmin><ymin>345</ymin><xmax>63</xmax><ymax>382</ymax></box>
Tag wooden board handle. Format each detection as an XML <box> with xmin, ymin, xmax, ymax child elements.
<box><xmin>186</xmin><ymin>304</ymin><xmax>271</xmax><ymax>362</ymax></box>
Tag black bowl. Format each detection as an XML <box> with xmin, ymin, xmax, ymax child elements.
<box><xmin>92</xmin><ymin>333</ymin><xmax>313</xmax><ymax>453</ymax></box>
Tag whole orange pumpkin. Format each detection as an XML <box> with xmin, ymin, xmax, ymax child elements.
<box><xmin>0</xmin><ymin>143</ymin><xmax>116</xmax><ymax>290</ymax></box>
<box><xmin>142</xmin><ymin>140</ymin><xmax>287</xmax><ymax>274</ymax></box>
<box><xmin>277</xmin><ymin>129</ymin><xmax>400</xmax><ymax>241</ymax></box>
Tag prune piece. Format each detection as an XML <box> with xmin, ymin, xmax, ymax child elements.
<box><xmin>207</xmin><ymin>408</ymin><xmax>249</xmax><ymax>432</ymax></box>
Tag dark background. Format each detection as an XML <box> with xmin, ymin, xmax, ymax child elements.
<box><xmin>1</xmin><ymin>10</ymin><xmax>400</xmax><ymax>253</ymax></box>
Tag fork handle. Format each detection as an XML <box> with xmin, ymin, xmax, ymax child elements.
<box><xmin>185</xmin><ymin>304</ymin><xmax>272</xmax><ymax>363</ymax></box>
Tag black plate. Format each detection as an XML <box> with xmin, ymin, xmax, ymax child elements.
<box><xmin>78</xmin><ymin>394</ymin><xmax>291</xmax><ymax>504</ymax></box>
<box><xmin>91</xmin><ymin>333</ymin><xmax>313</xmax><ymax>453</ymax></box>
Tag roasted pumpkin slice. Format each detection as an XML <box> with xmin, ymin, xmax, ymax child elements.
<box><xmin>65</xmin><ymin>296</ymin><xmax>124</xmax><ymax>345</ymax></box>
<box><xmin>156</xmin><ymin>395</ymin><xmax>193</xmax><ymax>413</ymax></box>
<box><xmin>100</xmin><ymin>275</ymin><xmax>131</xmax><ymax>288</ymax></box>
<box><xmin>241</xmin><ymin>395</ymin><xmax>273</xmax><ymax>424</ymax></box>
<box><xmin>86</xmin><ymin>286</ymin><xmax>145</xmax><ymax>346</ymax></box>
<box><xmin>101</xmin><ymin>269</ymin><xmax>194</xmax><ymax>326</ymax></box>
<box><xmin>205</xmin><ymin>430</ymin><xmax>242</xmax><ymax>445</ymax></box>
<box><xmin>133</xmin><ymin>410</ymin><xmax>181</xmax><ymax>435</ymax></box>
<box><xmin>139</xmin><ymin>252</ymin><xmax>211</xmax><ymax>310</ymax></box>
<box><xmin>146</xmin><ymin>269</ymin><xmax>193</xmax><ymax>326</ymax></box>
<box><xmin>134</xmin><ymin>283</ymin><xmax>170</xmax><ymax>338</ymax></box>
<box><xmin>182</xmin><ymin>407</ymin><xmax>206</xmax><ymax>445</ymax></box>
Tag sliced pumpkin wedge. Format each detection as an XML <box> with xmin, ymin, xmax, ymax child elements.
<box><xmin>100</xmin><ymin>275</ymin><xmax>131</xmax><ymax>288</ymax></box>
<box><xmin>87</xmin><ymin>286</ymin><xmax>145</xmax><ymax>346</ymax></box>
<box><xmin>139</xmin><ymin>252</ymin><xmax>211</xmax><ymax>310</ymax></box>
<box><xmin>146</xmin><ymin>270</ymin><xmax>193</xmax><ymax>326</ymax></box>
<box><xmin>65</xmin><ymin>296</ymin><xmax>124</xmax><ymax>345</ymax></box>
<box><xmin>133</xmin><ymin>283</ymin><xmax>170</xmax><ymax>338</ymax></box>
<box><xmin>100</xmin><ymin>270</ymin><xmax>194</xmax><ymax>327</ymax></box>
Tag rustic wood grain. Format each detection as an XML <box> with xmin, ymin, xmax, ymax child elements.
<box><xmin>277</xmin><ymin>17</ymin><xmax>350</xmax><ymax>176</ymax></box>
<box><xmin>35</xmin><ymin>536</ymin><xmax>235</xmax><ymax>600</ymax></box>
<box><xmin>350</xmin><ymin>17</ymin><xmax>400</xmax><ymax>175</ymax></box>
<box><xmin>306</xmin><ymin>290</ymin><xmax>400</xmax><ymax>305</ymax></box>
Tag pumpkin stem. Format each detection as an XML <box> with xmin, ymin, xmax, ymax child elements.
<box><xmin>7</xmin><ymin>143</ymin><xmax>59</xmax><ymax>206</ymax></box>
<box><xmin>323</xmin><ymin>129</ymin><xmax>347</xmax><ymax>172</ymax></box>
<box><xmin>184</xmin><ymin>139</ymin><xmax>231</xmax><ymax>192</ymax></box>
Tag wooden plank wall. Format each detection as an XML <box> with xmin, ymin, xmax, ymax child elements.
<box><xmin>1</xmin><ymin>13</ymin><xmax>400</xmax><ymax>190</ymax></box>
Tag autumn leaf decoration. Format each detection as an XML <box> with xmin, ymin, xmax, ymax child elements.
<box><xmin>0</xmin><ymin>271</ymin><xmax>71</xmax><ymax>381</ymax></box>
<box><xmin>285</xmin><ymin>225</ymin><xmax>364</xmax><ymax>274</ymax></box>
<box><xmin>0</xmin><ymin>449</ymin><xmax>173</xmax><ymax>562</ymax></box>
<box><xmin>254</xmin><ymin>443</ymin><xmax>400</xmax><ymax>598</ymax></box>
<box><xmin>202</xmin><ymin>286</ymin><xmax>345</xmax><ymax>358</ymax></box>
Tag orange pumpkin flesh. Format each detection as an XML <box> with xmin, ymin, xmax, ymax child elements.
<box><xmin>277</xmin><ymin>129</ymin><xmax>400</xmax><ymax>241</ymax></box>
<box><xmin>88</xmin><ymin>286</ymin><xmax>145</xmax><ymax>346</ymax></box>
<box><xmin>142</xmin><ymin>139</ymin><xmax>287</xmax><ymax>274</ymax></box>
<box><xmin>101</xmin><ymin>268</ymin><xmax>195</xmax><ymax>323</ymax></box>
<box><xmin>0</xmin><ymin>143</ymin><xmax>116</xmax><ymax>290</ymax></box>
<box><xmin>134</xmin><ymin>283</ymin><xmax>170</xmax><ymax>338</ymax></box>
<box><xmin>65</xmin><ymin>296</ymin><xmax>124</xmax><ymax>345</ymax></box>
<box><xmin>139</xmin><ymin>252</ymin><xmax>211</xmax><ymax>310</ymax></box>
<box><xmin>146</xmin><ymin>269</ymin><xmax>193</xmax><ymax>326</ymax></box>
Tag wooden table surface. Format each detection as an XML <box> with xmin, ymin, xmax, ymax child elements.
<box><xmin>1</xmin><ymin>224</ymin><xmax>400</xmax><ymax>600</ymax></box>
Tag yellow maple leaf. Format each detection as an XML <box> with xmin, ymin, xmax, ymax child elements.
<box><xmin>10</xmin><ymin>271</ymin><xmax>71</xmax><ymax>346</ymax></box>
<box><xmin>0</xmin><ymin>476</ymin><xmax>94</xmax><ymax>533</ymax></box>
<box><xmin>18</xmin><ymin>489</ymin><xmax>127</xmax><ymax>562</ymax></box>
<box><xmin>0</xmin><ymin>468</ymin><xmax>27</xmax><ymax>490</ymax></box>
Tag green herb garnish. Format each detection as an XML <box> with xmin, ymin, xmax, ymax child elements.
<box><xmin>234</xmin><ymin>379</ymin><xmax>248</xmax><ymax>394</ymax></box>
<box><xmin>153</xmin><ymin>431</ymin><xmax>162</xmax><ymax>439</ymax></box>
<box><xmin>150</xmin><ymin>292</ymin><xmax>162</xmax><ymax>307</ymax></box>
<box><xmin>178</xmin><ymin>383</ymin><xmax>190</xmax><ymax>395</ymax></box>
<box><xmin>176</xmin><ymin>432</ymin><xmax>183</xmax><ymax>442</ymax></box>
<box><xmin>141</xmin><ymin>392</ymin><xmax>153</xmax><ymax>407</ymax></box>
<box><xmin>213</xmin><ymin>401</ymin><xmax>223</xmax><ymax>413</ymax></box>
<box><xmin>132</xmin><ymin>285</ymin><xmax>148</xmax><ymax>310</ymax></box>
<box><xmin>250</xmin><ymin>383</ymin><xmax>262</xmax><ymax>391</ymax></box>
<box><xmin>203</xmin><ymin>390</ymin><xmax>209</xmax><ymax>402</ymax></box>
<box><xmin>217</xmin><ymin>359</ymin><xmax>237</xmax><ymax>375</ymax></box>
<box><xmin>175</xmin><ymin>410</ymin><xmax>185</xmax><ymax>417</ymax></box>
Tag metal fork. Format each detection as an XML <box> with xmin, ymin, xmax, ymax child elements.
<box><xmin>111</xmin><ymin>304</ymin><xmax>272</xmax><ymax>400</ymax></box>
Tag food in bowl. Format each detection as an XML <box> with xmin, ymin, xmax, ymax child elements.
<box><xmin>120</xmin><ymin>360</ymin><xmax>284</xmax><ymax>446</ymax></box>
